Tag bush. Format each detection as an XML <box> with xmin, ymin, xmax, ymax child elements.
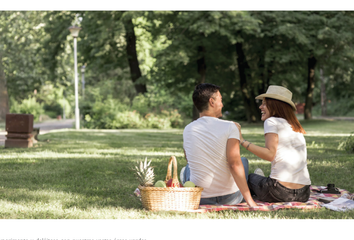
<box><xmin>43</xmin><ymin>102</ymin><xmax>63</xmax><ymax>118</ymax></box>
<box><xmin>36</xmin><ymin>83</ymin><xmax>72</xmax><ymax>119</ymax></box>
<box><xmin>338</xmin><ymin>133</ymin><xmax>354</xmax><ymax>153</ymax></box>
<box><xmin>83</xmin><ymin>94</ymin><xmax>186</xmax><ymax>129</ymax></box>
<box><xmin>110</xmin><ymin>111</ymin><xmax>145</xmax><ymax>129</ymax></box>
<box><xmin>312</xmin><ymin>96</ymin><xmax>354</xmax><ymax>117</ymax></box>
<box><xmin>144</xmin><ymin>113</ymin><xmax>171</xmax><ymax>129</ymax></box>
<box><xmin>161</xmin><ymin>110</ymin><xmax>184</xmax><ymax>128</ymax></box>
<box><xmin>10</xmin><ymin>96</ymin><xmax>44</xmax><ymax>121</ymax></box>
<box><xmin>83</xmin><ymin>97</ymin><xmax>130</xmax><ymax>129</ymax></box>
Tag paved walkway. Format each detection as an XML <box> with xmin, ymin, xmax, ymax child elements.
<box><xmin>0</xmin><ymin>119</ymin><xmax>75</xmax><ymax>146</ymax></box>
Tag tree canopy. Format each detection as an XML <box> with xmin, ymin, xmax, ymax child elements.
<box><xmin>1</xmin><ymin>11</ymin><xmax>354</xmax><ymax>122</ymax></box>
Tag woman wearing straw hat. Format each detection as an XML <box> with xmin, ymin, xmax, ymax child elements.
<box><xmin>236</xmin><ymin>85</ymin><xmax>311</xmax><ymax>202</ymax></box>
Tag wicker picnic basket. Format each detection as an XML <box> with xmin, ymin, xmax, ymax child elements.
<box><xmin>138</xmin><ymin>156</ymin><xmax>203</xmax><ymax>211</ymax></box>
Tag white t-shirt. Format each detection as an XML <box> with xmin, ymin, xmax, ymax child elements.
<box><xmin>183</xmin><ymin>116</ymin><xmax>240</xmax><ymax>198</ymax></box>
<box><xmin>264</xmin><ymin>117</ymin><xmax>311</xmax><ymax>185</ymax></box>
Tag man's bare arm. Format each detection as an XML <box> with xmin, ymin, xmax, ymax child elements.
<box><xmin>226</xmin><ymin>138</ymin><xmax>257</xmax><ymax>207</ymax></box>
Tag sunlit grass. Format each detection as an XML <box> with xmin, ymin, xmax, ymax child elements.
<box><xmin>0</xmin><ymin>121</ymin><xmax>353</xmax><ymax>219</ymax></box>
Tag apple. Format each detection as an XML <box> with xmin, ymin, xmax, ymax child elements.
<box><xmin>154</xmin><ymin>180</ymin><xmax>166</xmax><ymax>188</ymax></box>
<box><xmin>183</xmin><ymin>181</ymin><xmax>196</xmax><ymax>188</ymax></box>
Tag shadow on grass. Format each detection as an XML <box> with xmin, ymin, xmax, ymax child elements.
<box><xmin>0</xmin><ymin>130</ymin><xmax>188</xmax><ymax>211</ymax></box>
<box><xmin>0</xmin><ymin>130</ymin><xmax>353</xmax><ymax>218</ymax></box>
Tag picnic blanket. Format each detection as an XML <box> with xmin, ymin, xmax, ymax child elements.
<box><xmin>188</xmin><ymin>185</ymin><xmax>352</xmax><ymax>213</ymax></box>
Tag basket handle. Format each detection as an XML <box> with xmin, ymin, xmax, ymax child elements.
<box><xmin>165</xmin><ymin>156</ymin><xmax>180</xmax><ymax>187</ymax></box>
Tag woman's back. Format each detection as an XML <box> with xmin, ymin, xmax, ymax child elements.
<box><xmin>264</xmin><ymin>117</ymin><xmax>311</xmax><ymax>185</ymax></box>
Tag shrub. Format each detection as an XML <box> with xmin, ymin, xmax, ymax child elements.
<box><xmin>10</xmin><ymin>96</ymin><xmax>44</xmax><ymax>121</ymax></box>
<box><xmin>131</xmin><ymin>94</ymin><xmax>150</xmax><ymax>116</ymax></box>
<box><xmin>36</xmin><ymin>83</ymin><xmax>72</xmax><ymax>119</ymax></box>
<box><xmin>82</xmin><ymin>97</ymin><xmax>131</xmax><ymax>129</ymax></box>
<box><xmin>83</xmin><ymin>90</ymin><xmax>187</xmax><ymax>129</ymax></box>
<box><xmin>110</xmin><ymin>111</ymin><xmax>145</xmax><ymax>129</ymax></box>
<box><xmin>161</xmin><ymin>110</ymin><xmax>184</xmax><ymax>128</ymax></box>
<box><xmin>338</xmin><ymin>133</ymin><xmax>354</xmax><ymax>153</ymax></box>
<box><xmin>43</xmin><ymin>102</ymin><xmax>63</xmax><ymax>118</ymax></box>
<box><xmin>144</xmin><ymin>113</ymin><xmax>171</xmax><ymax>129</ymax></box>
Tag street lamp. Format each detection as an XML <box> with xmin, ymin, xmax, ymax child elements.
<box><xmin>68</xmin><ymin>25</ymin><xmax>81</xmax><ymax>130</ymax></box>
<box><xmin>81</xmin><ymin>65</ymin><xmax>86</xmax><ymax>100</ymax></box>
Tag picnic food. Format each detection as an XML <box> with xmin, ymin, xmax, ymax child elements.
<box><xmin>183</xmin><ymin>181</ymin><xmax>196</xmax><ymax>188</ymax></box>
<box><xmin>138</xmin><ymin>156</ymin><xmax>204</xmax><ymax>211</ymax></box>
<box><xmin>154</xmin><ymin>180</ymin><xmax>166</xmax><ymax>188</ymax></box>
<box><xmin>132</xmin><ymin>157</ymin><xmax>155</xmax><ymax>187</ymax></box>
<box><xmin>166</xmin><ymin>178</ymin><xmax>183</xmax><ymax>187</ymax></box>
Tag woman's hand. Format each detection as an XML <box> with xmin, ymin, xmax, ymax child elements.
<box><xmin>234</xmin><ymin>122</ymin><xmax>244</xmax><ymax>142</ymax></box>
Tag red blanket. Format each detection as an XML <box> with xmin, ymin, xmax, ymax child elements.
<box><xmin>190</xmin><ymin>185</ymin><xmax>351</xmax><ymax>213</ymax></box>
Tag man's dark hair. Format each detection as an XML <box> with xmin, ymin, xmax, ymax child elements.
<box><xmin>192</xmin><ymin>83</ymin><xmax>220</xmax><ymax>112</ymax></box>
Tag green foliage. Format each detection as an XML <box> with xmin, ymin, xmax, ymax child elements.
<box><xmin>8</xmin><ymin>83</ymin><xmax>73</xmax><ymax>122</ymax></box>
<box><xmin>83</xmin><ymin>96</ymin><xmax>130</xmax><ymax>129</ymax></box>
<box><xmin>43</xmin><ymin>103</ymin><xmax>62</xmax><ymax>118</ymax></box>
<box><xmin>36</xmin><ymin>83</ymin><xmax>72</xmax><ymax>119</ymax></box>
<box><xmin>131</xmin><ymin>91</ymin><xmax>187</xmax><ymax>128</ymax></box>
<box><xmin>108</xmin><ymin>111</ymin><xmax>145</xmax><ymax>129</ymax></box>
<box><xmin>9</xmin><ymin>96</ymin><xmax>44</xmax><ymax>121</ymax></box>
<box><xmin>338</xmin><ymin>134</ymin><xmax>354</xmax><ymax>153</ymax></box>
<box><xmin>131</xmin><ymin>91</ymin><xmax>175</xmax><ymax>115</ymax></box>
<box><xmin>82</xmin><ymin>92</ymin><xmax>186</xmax><ymax>129</ymax></box>
<box><xmin>144</xmin><ymin>111</ymin><xmax>183</xmax><ymax>129</ymax></box>
<box><xmin>81</xmin><ymin>79</ymin><xmax>188</xmax><ymax>130</ymax></box>
<box><xmin>313</xmin><ymin>96</ymin><xmax>354</xmax><ymax>117</ymax></box>
<box><xmin>83</xmin><ymin>80</ymin><xmax>135</xmax><ymax>107</ymax></box>
<box><xmin>0</xmin><ymin>11</ymin><xmax>48</xmax><ymax>100</ymax></box>
<box><xmin>2</xmin><ymin>11</ymin><xmax>354</xmax><ymax>122</ymax></box>
<box><xmin>41</xmin><ymin>11</ymin><xmax>78</xmax><ymax>88</ymax></box>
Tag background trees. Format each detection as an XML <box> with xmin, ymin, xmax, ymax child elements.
<box><xmin>1</xmin><ymin>11</ymin><xmax>354</xmax><ymax>125</ymax></box>
<box><xmin>0</xmin><ymin>11</ymin><xmax>48</xmax><ymax>120</ymax></box>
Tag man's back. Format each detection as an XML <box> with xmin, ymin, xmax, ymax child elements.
<box><xmin>183</xmin><ymin>116</ymin><xmax>240</xmax><ymax>198</ymax></box>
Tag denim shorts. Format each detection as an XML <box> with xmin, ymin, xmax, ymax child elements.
<box><xmin>200</xmin><ymin>191</ymin><xmax>244</xmax><ymax>205</ymax></box>
<box><xmin>247</xmin><ymin>173</ymin><xmax>310</xmax><ymax>203</ymax></box>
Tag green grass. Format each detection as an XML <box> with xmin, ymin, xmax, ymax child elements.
<box><xmin>0</xmin><ymin>120</ymin><xmax>353</xmax><ymax>219</ymax></box>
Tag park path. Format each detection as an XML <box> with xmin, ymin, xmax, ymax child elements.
<box><xmin>0</xmin><ymin>119</ymin><xmax>75</xmax><ymax>146</ymax></box>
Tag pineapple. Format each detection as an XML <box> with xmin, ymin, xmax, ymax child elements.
<box><xmin>132</xmin><ymin>157</ymin><xmax>155</xmax><ymax>187</ymax></box>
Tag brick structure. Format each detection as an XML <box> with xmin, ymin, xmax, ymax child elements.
<box><xmin>5</xmin><ymin>113</ymin><xmax>34</xmax><ymax>148</ymax></box>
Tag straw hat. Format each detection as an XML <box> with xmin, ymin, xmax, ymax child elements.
<box><xmin>255</xmin><ymin>85</ymin><xmax>296</xmax><ymax>111</ymax></box>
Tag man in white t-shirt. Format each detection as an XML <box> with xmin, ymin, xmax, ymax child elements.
<box><xmin>182</xmin><ymin>83</ymin><xmax>257</xmax><ymax>206</ymax></box>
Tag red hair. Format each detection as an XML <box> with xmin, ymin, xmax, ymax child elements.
<box><xmin>265</xmin><ymin>98</ymin><xmax>306</xmax><ymax>134</ymax></box>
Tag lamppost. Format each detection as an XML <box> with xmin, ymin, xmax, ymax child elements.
<box><xmin>68</xmin><ymin>25</ymin><xmax>81</xmax><ymax>130</ymax></box>
<box><xmin>81</xmin><ymin>65</ymin><xmax>85</xmax><ymax>100</ymax></box>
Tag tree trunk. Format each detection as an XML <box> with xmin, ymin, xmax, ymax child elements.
<box><xmin>193</xmin><ymin>46</ymin><xmax>207</xmax><ymax>121</ymax></box>
<box><xmin>320</xmin><ymin>68</ymin><xmax>327</xmax><ymax>116</ymax></box>
<box><xmin>0</xmin><ymin>52</ymin><xmax>9</xmax><ymax>121</ymax></box>
<box><xmin>266</xmin><ymin>61</ymin><xmax>273</xmax><ymax>92</ymax></box>
<box><xmin>304</xmin><ymin>55</ymin><xmax>317</xmax><ymax>120</ymax></box>
<box><xmin>257</xmin><ymin>47</ymin><xmax>267</xmax><ymax>95</ymax></box>
<box><xmin>235</xmin><ymin>42</ymin><xmax>260</xmax><ymax>123</ymax></box>
<box><xmin>123</xmin><ymin>16</ymin><xmax>147</xmax><ymax>95</ymax></box>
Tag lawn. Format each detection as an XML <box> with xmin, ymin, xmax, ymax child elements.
<box><xmin>0</xmin><ymin>119</ymin><xmax>353</xmax><ymax>219</ymax></box>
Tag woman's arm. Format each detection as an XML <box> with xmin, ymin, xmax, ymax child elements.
<box><xmin>241</xmin><ymin>133</ymin><xmax>278</xmax><ymax>162</ymax></box>
<box><xmin>234</xmin><ymin>122</ymin><xmax>278</xmax><ymax>162</ymax></box>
